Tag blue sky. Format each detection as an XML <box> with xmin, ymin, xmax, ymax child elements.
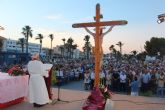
<box><xmin>0</xmin><ymin>0</ymin><xmax>165</xmax><ymax>53</ymax></box>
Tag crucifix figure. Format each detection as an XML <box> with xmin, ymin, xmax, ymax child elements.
<box><xmin>72</xmin><ymin>3</ymin><xmax>127</xmax><ymax>87</ymax></box>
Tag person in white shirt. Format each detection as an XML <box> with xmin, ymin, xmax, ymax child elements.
<box><xmin>84</xmin><ymin>71</ymin><xmax>90</xmax><ymax>90</ymax></box>
<box><xmin>100</xmin><ymin>70</ymin><xmax>106</xmax><ymax>86</ymax></box>
<box><xmin>90</xmin><ymin>70</ymin><xmax>95</xmax><ymax>90</ymax></box>
<box><xmin>106</xmin><ymin>71</ymin><xmax>112</xmax><ymax>89</ymax></box>
<box><xmin>27</xmin><ymin>53</ymin><xmax>50</xmax><ymax>107</ymax></box>
<box><xmin>141</xmin><ymin>69</ymin><xmax>150</xmax><ymax>93</ymax></box>
<box><xmin>119</xmin><ymin>71</ymin><xmax>127</xmax><ymax>92</ymax></box>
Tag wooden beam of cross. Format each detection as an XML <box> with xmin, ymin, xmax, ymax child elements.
<box><xmin>72</xmin><ymin>3</ymin><xmax>127</xmax><ymax>87</ymax></box>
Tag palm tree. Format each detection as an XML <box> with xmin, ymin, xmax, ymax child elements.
<box><xmin>48</xmin><ymin>34</ymin><xmax>54</xmax><ymax>59</ymax></box>
<box><xmin>48</xmin><ymin>34</ymin><xmax>54</xmax><ymax>50</ymax></box>
<box><xmin>84</xmin><ymin>35</ymin><xmax>91</xmax><ymax>59</ymax></box>
<box><xmin>36</xmin><ymin>34</ymin><xmax>44</xmax><ymax>53</ymax></box>
<box><xmin>72</xmin><ymin>44</ymin><xmax>78</xmax><ymax>58</ymax></box>
<box><xmin>109</xmin><ymin>45</ymin><xmax>114</xmax><ymax>52</ymax></box>
<box><xmin>131</xmin><ymin>50</ymin><xmax>137</xmax><ymax>56</ymax></box>
<box><xmin>112</xmin><ymin>48</ymin><xmax>117</xmax><ymax>58</ymax></box>
<box><xmin>62</xmin><ymin>38</ymin><xmax>66</xmax><ymax>57</ymax></box>
<box><xmin>116</xmin><ymin>41</ymin><xmax>124</xmax><ymax>55</ymax></box>
<box><xmin>17</xmin><ymin>38</ymin><xmax>25</xmax><ymax>53</ymax></box>
<box><xmin>67</xmin><ymin>37</ymin><xmax>74</xmax><ymax>58</ymax></box>
<box><xmin>62</xmin><ymin>38</ymin><xmax>66</xmax><ymax>45</ymax></box>
<box><xmin>22</xmin><ymin>26</ymin><xmax>33</xmax><ymax>53</ymax></box>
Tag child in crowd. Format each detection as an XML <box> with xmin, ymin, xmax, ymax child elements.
<box><xmin>84</xmin><ymin>71</ymin><xmax>90</xmax><ymax>90</ymax></box>
<box><xmin>131</xmin><ymin>77</ymin><xmax>139</xmax><ymax>96</ymax></box>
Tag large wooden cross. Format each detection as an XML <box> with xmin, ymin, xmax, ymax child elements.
<box><xmin>72</xmin><ymin>3</ymin><xmax>127</xmax><ymax>87</ymax></box>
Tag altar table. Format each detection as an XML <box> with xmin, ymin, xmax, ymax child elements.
<box><xmin>0</xmin><ymin>73</ymin><xmax>29</xmax><ymax>108</ymax></box>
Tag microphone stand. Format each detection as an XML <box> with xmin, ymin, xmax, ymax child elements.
<box><xmin>52</xmin><ymin>69</ymin><xmax>69</xmax><ymax>104</ymax></box>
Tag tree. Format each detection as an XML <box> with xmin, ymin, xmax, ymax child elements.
<box><xmin>72</xmin><ymin>44</ymin><xmax>78</xmax><ymax>58</ymax></box>
<box><xmin>136</xmin><ymin>51</ymin><xmax>147</xmax><ymax>61</ymax></box>
<box><xmin>48</xmin><ymin>34</ymin><xmax>54</xmax><ymax>50</ymax></box>
<box><xmin>22</xmin><ymin>26</ymin><xmax>33</xmax><ymax>53</ymax></box>
<box><xmin>116</xmin><ymin>41</ymin><xmax>124</xmax><ymax>55</ymax></box>
<box><xmin>83</xmin><ymin>35</ymin><xmax>92</xmax><ymax>59</ymax></box>
<box><xmin>48</xmin><ymin>34</ymin><xmax>54</xmax><ymax>59</ymax></box>
<box><xmin>62</xmin><ymin>38</ymin><xmax>66</xmax><ymax>45</ymax></box>
<box><xmin>36</xmin><ymin>34</ymin><xmax>44</xmax><ymax>53</ymax></box>
<box><xmin>109</xmin><ymin>45</ymin><xmax>114</xmax><ymax>52</ymax></box>
<box><xmin>112</xmin><ymin>48</ymin><xmax>117</xmax><ymax>59</ymax></box>
<box><xmin>65</xmin><ymin>37</ymin><xmax>77</xmax><ymax>59</ymax></box>
<box><xmin>62</xmin><ymin>38</ymin><xmax>66</xmax><ymax>57</ymax></box>
<box><xmin>17</xmin><ymin>38</ymin><xmax>25</xmax><ymax>53</ymax></box>
<box><xmin>144</xmin><ymin>37</ymin><xmax>165</xmax><ymax>56</ymax></box>
<box><xmin>131</xmin><ymin>50</ymin><xmax>138</xmax><ymax>56</ymax></box>
<box><xmin>67</xmin><ymin>37</ymin><xmax>73</xmax><ymax>58</ymax></box>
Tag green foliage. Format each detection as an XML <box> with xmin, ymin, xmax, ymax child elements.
<box><xmin>116</xmin><ymin>41</ymin><xmax>124</xmax><ymax>54</ymax></box>
<box><xmin>144</xmin><ymin>37</ymin><xmax>165</xmax><ymax>56</ymax></box>
<box><xmin>51</xmin><ymin>70</ymin><xmax>57</xmax><ymax>86</ymax></box>
<box><xmin>36</xmin><ymin>34</ymin><xmax>44</xmax><ymax>53</ymax></box>
<box><xmin>99</xmin><ymin>85</ymin><xmax>112</xmax><ymax>100</ymax></box>
<box><xmin>65</xmin><ymin>37</ymin><xmax>77</xmax><ymax>58</ymax></box>
<box><xmin>17</xmin><ymin>38</ymin><xmax>25</xmax><ymax>53</ymax></box>
<box><xmin>8</xmin><ymin>66</ymin><xmax>24</xmax><ymax>76</ymax></box>
<box><xmin>83</xmin><ymin>35</ymin><xmax>92</xmax><ymax>59</ymax></box>
<box><xmin>22</xmin><ymin>25</ymin><xmax>33</xmax><ymax>53</ymax></box>
<box><xmin>12</xmin><ymin>70</ymin><xmax>24</xmax><ymax>76</ymax></box>
<box><xmin>136</xmin><ymin>51</ymin><xmax>147</xmax><ymax>61</ymax></box>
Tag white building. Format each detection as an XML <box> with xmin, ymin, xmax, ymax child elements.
<box><xmin>53</xmin><ymin>45</ymin><xmax>80</xmax><ymax>59</ymax></box>
<box><xmin>1</xmin><ymin>38</ymin><xmax>44</xmax><ymax>55</ymax></box>
<box><xmin>53</xmin><ymin>45</ymin><xmax>61</xmax><ymax>55</ymax></box>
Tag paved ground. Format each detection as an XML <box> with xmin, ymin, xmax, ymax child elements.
<box><xmin>2</xmin><ymin>80</ymin><xmax>165</xmax><ymax>110</ymax></box>
<box><xmin>2</xmin><ymin>88</ymin><xmax>89</xmax><ymax>110</ymax></box>
<box><xmin>113</xmin><ymin>94</ymin><xmax>165</xmax><ymax>110</ymax></box>
<box><xmin>58</xmin><ymin>80</ymin><xmax>86</xmax><ymax>91</ymax></box>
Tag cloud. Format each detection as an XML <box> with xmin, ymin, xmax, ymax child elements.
<box><xmin>62</xmin><ymin>16</ymin><xmax>93</xmax><ymax>24</ymax></box>
<box><xmin>45</xmin><ymin>14</ymin><xmax>63</xmax><ymax>20</ymax></box>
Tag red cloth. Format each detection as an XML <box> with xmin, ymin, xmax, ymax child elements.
<box><xmin>44</xmin><ymin>68</ymin><xmax>53</xmax><ymax>100</ymax></box>
<box><xmin>0</xmin><ymin>97</ymin><xmax>24</xmax><ymax>109</ymax></box>
<box><xmin>83</xmin><ymin>87</ymin><xmax>105</xmax><ymax>110</ymax></box>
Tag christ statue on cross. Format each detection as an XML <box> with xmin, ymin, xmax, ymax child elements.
<box><xmin>72</xmin><ymin>3</ymin><xmax>127</xmax><ymax>87</ymax></box>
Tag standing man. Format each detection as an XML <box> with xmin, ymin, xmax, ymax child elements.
<box><xmin>90</xmin><ymin>69</ymin><xmax>95</xmax><ymax>90</ymax></box>
<box><xmin>27</xmin><ymin>53</ymin><xmax>50</xmax><ymax>107</ymax></box>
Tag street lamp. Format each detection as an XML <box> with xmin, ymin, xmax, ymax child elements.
<box><xmin>157</xmin><ymin>13</ymin><xmax>165</xmax><ymax>24</ymax></box>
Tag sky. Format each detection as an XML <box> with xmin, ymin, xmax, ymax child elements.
<box><xmin>0</xmin><ymin>0</ymin><xmax>165</xmax><ymax>54</ymax></box>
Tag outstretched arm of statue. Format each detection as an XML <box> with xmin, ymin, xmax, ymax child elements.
<box><xmin>102</xmin><ymin>26</ymin><xmax>115</xmax><ymax>37</ymax></box>
<box><xmin>84</xmin><ymin>27</ymin><xmax>95</xmax><ymax>36</ymax></box>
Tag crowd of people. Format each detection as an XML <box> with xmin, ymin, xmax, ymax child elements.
<box><xmin>1</xmin><ymin>56</ymin><xmax>165</xmax><ymax>97</ymax></box>
<box><xmin>83</xmin><ymin>58</ymin><xmax>165</xmax><ymax>96</ymax></box>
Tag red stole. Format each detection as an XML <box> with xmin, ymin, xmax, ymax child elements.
<box><xmin>44</xmin><ymin>67</ymin><xmax>53</xmax><ymax>100</ymax></box>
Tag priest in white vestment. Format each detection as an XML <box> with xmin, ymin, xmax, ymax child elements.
<box><xmin>27</xmin><ymin>53</ymin><xmax>50</xmax><ymax>107</ymax></box>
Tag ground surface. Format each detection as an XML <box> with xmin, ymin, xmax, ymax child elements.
<box><xmin>2</xmin><ymin>80</ymin><xmax>165</xmax><ymax>110</ymax></box>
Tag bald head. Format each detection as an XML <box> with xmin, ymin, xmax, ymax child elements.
<box><xmin>32</xmin><ymin>53</ymin><xmax>40</xmax><ymax>60</ymax></box>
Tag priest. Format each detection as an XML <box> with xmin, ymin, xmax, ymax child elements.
<box><xmin>27</xmin><ymin>53</ymin><xmax>50</xmax><ymax>107</ymax></box>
